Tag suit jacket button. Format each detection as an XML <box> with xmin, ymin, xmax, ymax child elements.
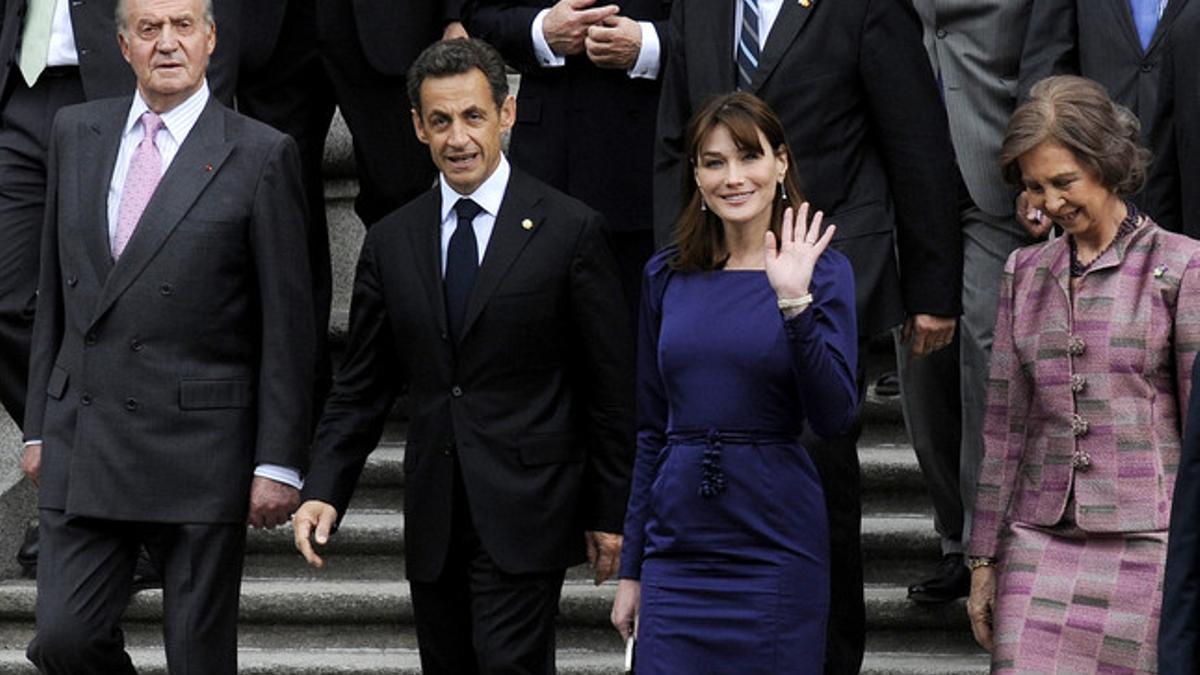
<box><xmin>124</xmin><ymin>398</ymin><xmax>138</xmax><ymax>411</ymax></box>
<box><xmin>451</xmin><ymin>386</ymin><xmax>463</xmax><ymax>398</ymax></box>
<box><xmin>130</xmin><ymin>338</ymin><xmax>143</xmax><ymax>351</ymax></box>
<box><xmin>66</xmin><ymin>276</ymin><xmax>78</xmax><ymax>288</ymax></box>
<box><xmin>442</xmin><ymin>442</ymin><xmax>454</xmax><ymax>457</ymax></box>
<box><xmin>159</xmin><ymin>283</ymin><xmax>174</xmax><ymax>296</ymax></box>
<box><xmin>84</xmin><ymin>331</ymin><xmax>98</xmax><ymax>346</ymax></box>
<box><xmin>1141</xmin><ymin>62</ymin><xmax>1153</xmax><ymax>73</ymax></box>
<box><xmin>440</xmin><ymin>332</ymin><xmax>449</xmax><ymax>341</ymax></box>
<box><xmin>80</xmin><ymin>393</ymin><xmax>92</xmax><ymax>406</ymax></box>
<box><xmin>1067</xmin><ymin>336</ymin><xmax>1086</xmax><ymax>356</ymax></box>
<box><xmin>935</xmin><ymin>28</ymin><xmax>947</xmax><ymax>38</ymax></box>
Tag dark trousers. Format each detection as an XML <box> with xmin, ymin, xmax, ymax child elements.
<box><xmin>409</xmin><ymin>467</ymin><xmax>566</xmax><ymax>675</ymax></box>
<box><xmin>27</xmin><ymin>508</ymin><xmax>246</xmax><ymax>675</ymax></box>
<box><xmin>0</xmin><ymin>69</ymin><xmax>85</xmax><ymax>429</ymax></box>
<box><xmin>802</xmin><ymin>362</ymin><xmax>867</xmax><ymax>675</ymax></box>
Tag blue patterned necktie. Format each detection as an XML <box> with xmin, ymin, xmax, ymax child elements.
<box><xmin>445</xmin><ymin>198</ymin><xmax>483</xmax><ymax>342</ymax></box>
<box><xmin>737</xmin><ymin>0</ymin><xmax>761</xmax><ymax>90</ymax></box>
<box><xmin>1130</xmin><ymin>0</ymin><xmax>1162</xmax><ymax>51</ymax></box>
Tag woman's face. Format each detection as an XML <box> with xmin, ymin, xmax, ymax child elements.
<box><xmin>694</xmin><ymin>123</ymin><xmax>787</xmax><ymax>234</ymax></box>
<box><xmin>1018</xmin><ymin>140</ymin><xmax>1122</xmax><ymax>241</ymax></box>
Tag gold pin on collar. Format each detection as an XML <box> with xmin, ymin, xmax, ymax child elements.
<box><xmin>522</xmin><ymin>218</ymin><xmax>534</xmax><ymax>230</ymax></box>
<box><xmin>799</xmin><ymin>0</ymin><xmax>811</xmax><ymax>7</ymax></box>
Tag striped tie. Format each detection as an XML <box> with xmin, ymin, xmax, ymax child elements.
<box><xmin>737</xmin><ymin>0</ymin><xmax>760</xmax><ymax>90</ymax></box>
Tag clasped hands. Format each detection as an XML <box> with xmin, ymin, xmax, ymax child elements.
<box><xmin>544</xmin><ymin>0</ymin><xmax>642</xmax><ymax>70</ymax></box>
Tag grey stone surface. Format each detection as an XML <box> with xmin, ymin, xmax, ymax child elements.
<box><xmin>0</xmin><ymin>413</ymin><xmax>32</xmax><ymax>580</ymax></box>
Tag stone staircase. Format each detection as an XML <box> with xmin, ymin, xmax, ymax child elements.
<box><xmin>0</xmin><ymin>112</ymin><xmax>990</xmax><ymax>673</ymax></box>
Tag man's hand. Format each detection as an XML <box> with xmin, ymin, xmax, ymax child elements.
<box><xmin>585</xmin><ymin>15</ymin><xmax>642</xmax><ymax>70</ymax></box>
<box><xmin>610</xmin><ymin>578</ymin><xmax>641</xmax><ymax>640</ymax></box>
<box><xmin>247</xmin><ymin>476</ymin><xmax>300</xmax><ymax>529</ymax></box>
<box><xmin>902</xmin><ymin>313</ymin><xmax>958</xmax><ymax>357</ymax></box>
<box><xmin>585</xmin><ymin>530</ymin><xmax>622</xmax><ymax>585</ymax></box>
<box><xmin>543</xmin><ymin>0</ymin><xmax>620</xmax><ymax>56</ymax></box>
<box><xmin>442</xmin><ymin>21</ymin><xmax>469</xmax><ymax>41</ymax></box>
<box><xmin>966</xmin><ymin>566</ymin><xmax>998</xmax><ymax>652</ymax></box>
<box><xmin>1015</xmin><ymin>191</ymin><xmax>1053</xmax><ymax>239</ymax></box>
<box><xmin>293</xmin><ymin>500</ymin><xmax>339</xmax><ymax>568</ymax></box>
<box><xmin>20</xmin><ymin>443</ymin><xmax>41</xmax><ymax>486</ymax></box>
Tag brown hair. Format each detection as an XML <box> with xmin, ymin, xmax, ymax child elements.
<box><xmin>671</xmin><ymin>92</ymin><xmax>806</xmax><ymax>272</ymax></box>
<box><xmin>1000</xmin><ymin>75</ymin><xmax>1149</xmax><ymax>197</ymax></box>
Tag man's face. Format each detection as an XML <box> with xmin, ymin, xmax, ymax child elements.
<box><xmin>118</xmin><ymin>0</ymin><xmax>215</xmax><ymax>112</ymax></box>
<box><xmin>412</xmin><ymin>69</ymin><xmax>515</xmax><ymax>195</ymax></box>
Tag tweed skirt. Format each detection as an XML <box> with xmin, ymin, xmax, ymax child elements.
<box><xmin>991</xmin><ymin>509</ymin><xmax>1167</xmax><ymax>673</ymax></box>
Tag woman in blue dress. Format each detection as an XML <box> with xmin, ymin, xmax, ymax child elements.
<box><xmin>610</xmin><ymin>92</ymin><xmax>859</xmax><ymax>672</ymax></box>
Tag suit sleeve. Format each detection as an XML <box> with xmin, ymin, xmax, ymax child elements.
<box><xmin>1018</xmin><ymin>0</ymin><xmax>1079</xmax><ymax>100</ymax></box>
<box><xmin>302</xmin><ymin>233</ymin><xmax>403</xmax><ymax>517</ymax></box>
<box><xmin>568</xmin><ymin>214</ymin><xmax>636</xmax><ymax>535</ymax></box>
<box><xmin>22</xmin><ymin>114</ymin><xmax>66</xmax><ymax>440</ymax></box>
<box><xmin>652</xmin><ymin>0</ymin><xmax>689</xmax><ymax>247</ymax></box>
<box><xmin>618</xmin><ymin>251</ymin><xmax>671</xmax><ymax>580</ymax></box>
<box><xmin>461</xmin><ymin>1</ymin><xmax>546</xmax><ymax>71</ymax></box>
<box><xmin>967</xmin><ymin>251</ymin><xmax>1031</xmax><ymax>559</ymax></box>
<box><xmin>249</xmin><ymin>135</ymin><xmax>315</xmax><ymax>471</ymax></box>
<box><xmin>859</xmin><ymin>0</ymin><xmax>962</xmax><ymax>318</ymax></box>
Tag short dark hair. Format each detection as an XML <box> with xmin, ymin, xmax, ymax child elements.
<box><xmin>407</xmin><ymin>38</ymin><xmax>509</xmax><ymax>114</ymax></box>
<box><xmin>671</xmin><ymin>92</ymin><xmax>806</xmax><ymax>272</ymax></box>
<box><xmin>1001</xmin><ymin>75</ymin><xmax>1150</xmax><ymax>197</ymax></box>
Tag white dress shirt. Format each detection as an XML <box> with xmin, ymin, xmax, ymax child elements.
<box><xmin>439</xmin><ymin>154</ymin><xmax>512</xmax><ymax>275</ymax></box>
<box><xmin>46</xmin><ymin>0</ymin><xmax>79</xmax><ymax>67</ymax></box>
<box><xmin>530</xmin><ymin>10</ymin><xmax>662</xmax><ymax>80</ymax></box>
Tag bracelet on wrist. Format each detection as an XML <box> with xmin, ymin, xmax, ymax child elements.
<box><xmin>967</xmin><ymin>556</ymin><xmax>997</xmax><ymax>570</ymax></box>
<box><xmin>777</xmin><ymin>293</ymin><xmax>813</xmax><ymax>311</ymax></box>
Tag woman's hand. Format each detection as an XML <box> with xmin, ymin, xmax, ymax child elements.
<box><xmin>765</xmin><ymin>202</ymin><xmax>837</xmax><ymax>301</ymax></box>
<box><xmin>611</xmin><ymin>578</ymin><xmax>641</xmax><ymax>641</ymax></box>
<box><xmin>966</xmin><ymin>566</ymin><xmax>998</xmax><ymax>652</ymax></box>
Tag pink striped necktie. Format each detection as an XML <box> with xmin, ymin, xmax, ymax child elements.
<box><xmin>112</xmin><ymin>111</ymin><xmax>164</xmax><ymax>259</ymax></box>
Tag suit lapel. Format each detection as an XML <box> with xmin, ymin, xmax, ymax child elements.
<box><xmin>458</xmin><ymin>170</ymin><xmax>542</xmax><ymax>343</ymax></box>
<box><xmin>79</xmin><ymin>104</ymin><xmax>125</xmax><ymax>286</ymax></box>
<box><xmin>716</xmin><ymin>0</ymin><xmax>737</xmax><ymax>90</ymax></box>
<box><xmin>751</xmin><ymin>0</ymin><xmax>817</xmax><ymax>92</ymax></box>
<box><xmin>409</xmin><ymin>188</ymin><xmax>449</xmax><ymax>338</ymax></box>
<box><xmin>1111</xmin><ymin>0</ymin><xmax>1146</xmax><ymax>55</ymax></box>
<box><xmin>1149</xmin><ymin>0</ymin><xmax>1189</xmax><ymax>52</ymax></box>
<box><xmin>91</xmin><ymin>98</ymin><xmax>234</xmax><ymax>325</ymax></box>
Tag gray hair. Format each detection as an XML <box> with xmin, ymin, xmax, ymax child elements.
<box><xmin>116</xmin><ymin>0</ymin><xmax>215</xmax><ymax>34</ymax></box>
<box><xmin>407</xmin><ymin>38</ymin><xmax>509</xmax><ymax>114</ymax></box>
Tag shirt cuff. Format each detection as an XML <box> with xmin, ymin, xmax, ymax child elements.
<box><xmin>628</xmin><ymin>21</ymin><xmax>661</xmax><ymax>80</ymax></box>
<box><xmin>532</xmin><ymin>9</ymin><xmax>566</xmax><ymax>67</ymax></box>
<box><xmin>23</xmin><ymin>439</ymin><xmax>41</xmax><ymax>447</ymax></box>
<box><xmin>255</xmin><ymin>464</ymin><xmax>303</xmax><ymax>490</ymax></box>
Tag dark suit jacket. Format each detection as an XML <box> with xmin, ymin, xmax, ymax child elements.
<box><xmin>1019</xmin><ymin>0</ymin><xmax>1196</xmax><ymax>146</ymax></box>
<box><xmin>302</xmin><ymin>168</ymin><xmax>634</xmax><ymax>582</ymax></box>
<box><xmin>1144</xmin><ymin>10</ymin><xmax>1200</xmax><ymax>237</ymax></box>
<box><xmin>655</xmin><ymin>0</ymin><xmax>961</xmax><ymax>336</ymax></box>
<box><xmin>1162</xmin><ymin>354</ymin><xmax>1200</xmax><ymax>674</ymax></box>
<box><xmin>0</xmin><ymin>0</ymin><xmax>241</xmax><ymax>105</ymax></box>
<box><xmin>463</xmin><ymin>0</ymin><xmax>669</xmax><ymax>233</ymax></box>
<box><xmin>239</xmin><ymin>0</ymin><xmax>463</xmax><ymax>76</ymax></box>
<box><xmin>23</xmin><ymin>95</ymin><xmax>314</xmax><ymax>524</ymax></box>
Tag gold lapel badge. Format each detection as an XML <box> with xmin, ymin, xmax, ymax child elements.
<box><xmin>521</xmin><ymin>218</ymin><xmax>534</xmax><ymax>231</ymax></box>
<box><xmin>799</xmin><ymin>0</ymin><xmax>811</xmax><ymax>7</ymax></box>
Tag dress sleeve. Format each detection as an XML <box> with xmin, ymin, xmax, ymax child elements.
<box><xmin>1172</xmin><ymin>250</ymin><xmax>1200</xmax><ymax>424</ymax></box>
<box><xmin>618</xmin><ymin>250</ymin><xmax>673</xmax><ymax>580</ymax></box>
<box><xmin>968</xmin><ymin>250</ymin><xmax>1032</xmax><ymax>559</ymax></box>
<box><xmin>785</xmin><ymin>249</ymin><xmax>859</xmax><ymax>438</ymax></box>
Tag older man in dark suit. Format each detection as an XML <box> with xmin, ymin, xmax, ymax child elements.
<box><xmin>19</xmin><ymin>0</ymin><xmax>313</xmax><ymax>672</ymax></box>
<box><xmin>293</xmin><ymin>38</ymin><xmax>633</xmax><ymax>674</ymax></box>
<box><xmin>653</xmin><ymin>1</ymin><xmax>961</xmax><ymax>671</ymax></box>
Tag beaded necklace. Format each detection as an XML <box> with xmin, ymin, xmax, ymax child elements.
<box><xmin>1069</xmin><ymin>201</ymin><xmax>1142</xmax><ymax>277</ymax></box>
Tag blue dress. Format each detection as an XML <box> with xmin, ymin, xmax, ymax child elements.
<box><xmin>618</xmin><ymin>248</ymin><xmax>859</xmax><ymax>673</ymax></box>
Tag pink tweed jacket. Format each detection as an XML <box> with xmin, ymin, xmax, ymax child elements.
<box><xmin>969</xmin><ymin>221</ymin><xmax>1200</xmax><ymax>559</ymax></box>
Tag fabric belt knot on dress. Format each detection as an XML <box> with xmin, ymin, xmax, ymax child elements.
<box><xmin>667</xmin><ymin>429</ymin><xmax>798</xmax><ymax>499</ymax></box>
<box><xmin>699</xmin><ymin>429</ymin><xmax>728</xmax><ymax>499</ymax></box>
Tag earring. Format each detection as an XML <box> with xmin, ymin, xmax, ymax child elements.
<box><xmin>701</xmin><ymin>200</ymin><xmax>708</xmax><ymax>212</ymax></box>
<box><xmin>779</xmin><ymin>179</ymin><xmax>788</xmax><ymax>202</ymax></box>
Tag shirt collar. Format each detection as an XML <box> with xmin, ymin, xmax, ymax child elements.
<box><xmin>123</xmin><ymin>80</ymin><xmax>210</xmax><ymax>144</ymax></box>
<box><xmin>439</xmin><ymin>154</ymin><xmax>511</xmax><ymax>223</ymax></box>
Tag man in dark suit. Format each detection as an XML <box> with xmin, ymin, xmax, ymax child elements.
<box><xmin>19</xmin><ymin>0</ymin><xmax>313</xmax><ymax>671</ymax></box>
<box><xmin>293</xmin><ymin>38</ymin><xmax>633</xmax><ymax>674</ymax></box>
<box><xmin>463</xmin><ymin>0</ymin><xmax>670</xmax><ymax>317</ymax></box>
<box><xmin>1143</xmin><ymin>8</ymin><xmax>1200</xmax><ymax>237</ymax></box>
<box><xmin>654</xmin><ymin>1</ymin><xmax>961</xmax><ymax>671</ymax></box>
<box><xmin>0</xmin><ymin>0</ymin><xmax>239</xmax><ymax>431</ymax></box>
<box><xmin>1162</xmin><ymin>357</ymin><xmax>1200</xmax><ymax>673</ymax></box>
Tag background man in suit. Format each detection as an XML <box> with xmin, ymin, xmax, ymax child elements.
<box><xmin>0</xmin><ymin>0</ymin><xmax>238</xmax><ymax>432</ymax></box>
<box><xmin>18</xmin><ymin>0</ymin><xmax>313</xmax><ymax>671</ymax></box>
<box><xmin>462</xmin><ymin>0</ymin><xmax>670</xmax><ymax>317</ymax></box>
<box><xmin>654</xmin><ymin>1</ymin><xmax>961</xmax><ymax>670</ymax></box>
<box><xmin>293</xmin><ymin>38</ymin><xmax>633</xmax><ymax>674</ymax></box>
<box><xmin>1143</xmin><ymin>9</ymin><xmax>1200</xmax><ymax>236</ymax></box>
<box><xmin>236</xmin><ymin>0</ymin><xmax>466</xmax><ymax>414</ymax></box>
<box><xmin>901</xmin><ymin>0</ymin><xmax>1037</xmax><ymax>605</ymax></box>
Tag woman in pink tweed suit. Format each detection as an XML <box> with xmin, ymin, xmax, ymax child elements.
<box><xmin>964</xmin><ymin>75</ymin><xmax>1200</xmax><ymax>672</ymax></box>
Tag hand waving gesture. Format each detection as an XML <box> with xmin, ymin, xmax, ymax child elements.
<box><xmin>764</xmin><ymin>203</ymin><xmax>836</xmax><ymax>303</ymax></box>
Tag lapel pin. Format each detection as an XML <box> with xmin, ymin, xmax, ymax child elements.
<box><xmin>521</xmin><ymin>218</ymin><xmax>534</xmax><ymax>231</ymax></box>
<box><xmin>799</xmin><ymin>0</ymin><xmax>811</xmax><ymax>7</ymax></box>
<box><xmin>204</xmin><ymin>163</ymin><xmax>213</xmax><ymax>172</ymax></box>
<box><xmin>1154</xmin><ymin>265</ymin><xmax>1167</xmax><ymax>279</ymax></box>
